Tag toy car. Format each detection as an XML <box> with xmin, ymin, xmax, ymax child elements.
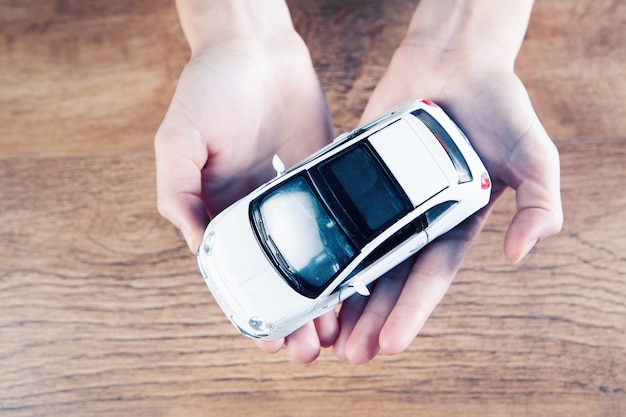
<box><xmin>197</xmin><ymin>99</ymin><xmax>491</xmax><ymax>340</ymax></box>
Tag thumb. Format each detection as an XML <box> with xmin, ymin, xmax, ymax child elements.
<box><xmin>157</xmin><ymin>190</ymin><xmax>209</xmax><ymax>254</ymax></box>
<box><xmin>503</xmin><ymin>126</ymin><xmax>563</xmax><ymax>263</ymax></box>
<box><xmin>155</xmin><ymin>124</ymin><xmax>210</xmax><ymax>254</ymax></box>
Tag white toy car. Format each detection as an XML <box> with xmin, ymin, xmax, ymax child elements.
<box><xmin>197</xmin><ymin>99</ymin><xmax>491</xmax><ymax>340</ymax></box>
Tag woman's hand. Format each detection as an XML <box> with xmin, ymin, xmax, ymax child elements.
<box><xmin>333</xmin><ymin>0</ymin><xmax>563</xmax><ymax>364</ymax></box>
<box><xmin>158</xmin><ymin>0</ymin><xmax>563</xmax><ymax>365</ymax></box>
<box><xmin>155</xmin><ymin>0</ymin><xmax>337</xmax><ymax>362</ymax></box>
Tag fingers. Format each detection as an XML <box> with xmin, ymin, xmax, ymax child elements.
<box><xmin>156</xmin><ymin>187</ymin><xmax>209</xmax><ymax>253</ymax></box>
<box><xmin>254</xmin><ymin>338</ymin><xmax>284</xmax><ymax>355</ymax></box>
<box><xmin>253</xmin><ymin>310</ymin><xmax>339</xmax><ymax>363</ymax></box>
<box><xmin>314</xmin><ymin>310</ymin><xmax>340</xmax><ymax>348</ymax></box>
<box><xmin>254</xmin><ymin>322</ymin><xmax>322</xmax><ymax>364</ymax></box>
<box><xmin>155</xmin><ymin>122</ymin><xmax>210</xmax><ymax>253</ymax></box>
<box><xmin>335</xmin><ymin>212</ymin><xmax>490</xmax><ymax>364</ymax></box>
<box><xmin>505</xmin><ymin>199</ymin><xmax>563</xmax><ymax>264</ymax></box>
<box><xmin>284</xmin><ymin>322</ymin><xmax>322</xmax><ymax>364</ymax></box>
<box><xmin>502</xmin><ymin>121</ymin><xmax>563</xmax><ymax>263</ymax></box>
<box><xmin>333</xmin><ymin>260</ymin><xmax>412</xmax><ymax>364</ymax></box>
<box><xmin>377</xmin><ymin>232</ymin><xmax>473</xmax><ymax>356</ymax></box>
<box><xmin>333</xmin><ymin>291</ymin><xmax>369</xmax><ymax>362</ymax></box>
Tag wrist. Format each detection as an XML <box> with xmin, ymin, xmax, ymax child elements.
<box><xmin>175</xmin><ymin>0</ymin><xmax>298</xmax><ymax>54</ymax></box>
<box><xmin>403</xmin><ymin>0</ymin><xmax>534</xmax><ymax>68</ymax></box>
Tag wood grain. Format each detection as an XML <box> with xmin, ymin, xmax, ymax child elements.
<box><xmin>1</xmin><ymin>1</ymin><xmax>625</xmax><ymax>416</ymax></box>
<box><xmin>0</xmin><ymin>0</ymin><xmax>187</xmax><ymax>157</ymax></box>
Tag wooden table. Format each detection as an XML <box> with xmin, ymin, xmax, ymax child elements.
<box><xmin>1</xmin><ymin>1</ymin><xmax>624</xmax><ymax>416</ymax></box>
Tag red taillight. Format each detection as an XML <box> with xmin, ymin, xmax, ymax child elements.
<box><xmin>422</xmin><ymin>98</ymin><xmax>433</xmax><ymax>106</ymax></box>
<box><xmin>481</xmin><ymin>173</ymin><xmax>491</xmax><ymax>190</ymax></box>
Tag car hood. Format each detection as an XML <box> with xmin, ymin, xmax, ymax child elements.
<box><xmin>204</xmin><ymin>199</ymin><xmax>316</xmax><ymax>324</ymax></box>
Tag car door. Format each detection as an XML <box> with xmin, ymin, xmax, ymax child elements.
<box><xmin>332</xmin><ymin>200</ymin><xmax>459</xmax><ymax>303</ymax></box>
<box><xmin>336</xmin><ymin>215</ymin><xmax>429</xmax><ymax>302</ymax></box>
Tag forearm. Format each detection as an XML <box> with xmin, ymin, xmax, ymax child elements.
<box><xmin>174</xmin><ymin>0</ymin><xmax>296</xmax><ymax>54</ymax></box>
<box><xmin>405</xmin><ymin>0</ymin><xmax>534</xmax><ymax>67</ymax></box>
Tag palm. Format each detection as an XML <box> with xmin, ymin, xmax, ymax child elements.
<box><xmin>332</xmin><ymin>45</ymin><xmax>562</xmax><ymax>364</ymax></box>
<box><xmin>362</xmin><ymin>45</ymin><xmax>561</xmax><ymax>258</ymax></box>
<box><xmin>155</xmin><ymin>35</ymin><xmax>337</xmax><ymax>361</ymax></box>
<box><xmin>155</xmin><ymin>36</ymin><xmax>333</xmax><ymax>247</ymax></box>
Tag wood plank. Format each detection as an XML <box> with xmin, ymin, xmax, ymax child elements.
<box><xmin>2</xmin><ymin>1</ymin><xmax>625</xmax><ymax>158</ymax></box>
<box><xmin>0</xmin><ymin>141</ymin><xmax>624</xmax><ymax>416</ymax></box>
<box><xmin>518</xmin><ymin>0</ymin><xmax>626</xmax><ymax>140</ymax></box>
<box><xmin>1</xmin><ymin>0</ymin><xmax>625</xmax><ymax>416</ymax></box>
<box><xmin>0</xmin><ymin>0</ymin><xmax>187</xmax><ymax>157</ymax></box>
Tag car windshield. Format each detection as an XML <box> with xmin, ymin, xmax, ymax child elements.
<box><xmin>252</xmin><ymin>144</ymin><xmax>411</xmax><ymax>298</ymax></box>
<box><xmin>253</xmin><ymin>175</ymin><xmax>356</xmax><ymax>298</ymax></box>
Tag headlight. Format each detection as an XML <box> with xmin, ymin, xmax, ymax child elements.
<box><xmin>249</xmin><ymin>317</ymin><xmax>275</xmax><ymax>333</ymax></box>
<box><xmin>202</xmin><ymin>230</ymin><xmax>216</xmax><ymax>255</ymax></box>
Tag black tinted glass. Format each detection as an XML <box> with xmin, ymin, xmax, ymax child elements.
<box><xmin>318</xmin><ymin>145</ymin><xmax>411</xmax><ymax>242</ymax></box>
<box><xmin>411</xmin><ymin>109</ymin><xmax>473</xmax><ymax>184</ymax></box>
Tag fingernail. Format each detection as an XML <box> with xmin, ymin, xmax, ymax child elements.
<box><xmin>517</xmin><ymin>239</ymin><xmax>538</xmax><ymax>263</ymax></box>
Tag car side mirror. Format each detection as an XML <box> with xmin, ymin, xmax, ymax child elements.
<box><xmin>272</xmin><ymin>154</ymin><xmax>286</xmax><ymax>177</ymax></box>
<box><xmin>349</xmin><ymin>278</ymin><xmax>370</xmax><ymax>296</ymax></box>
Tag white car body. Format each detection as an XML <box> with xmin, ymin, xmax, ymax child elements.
<box><xmin>197</xmin><ymin>100</ymin><xmax>491</xmax><ymax>340</ymax></box>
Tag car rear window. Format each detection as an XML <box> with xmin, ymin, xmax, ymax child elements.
<box><xmin>411</xmin><ymin>109</ymin><xmax>473</xmax><ymax>184</ymax></box>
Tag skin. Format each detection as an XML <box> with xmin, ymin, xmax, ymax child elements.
<box><xmin>155</xmin><ymin>0</ymin><xmax>563</xmax><ymax>365</ymax></box>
